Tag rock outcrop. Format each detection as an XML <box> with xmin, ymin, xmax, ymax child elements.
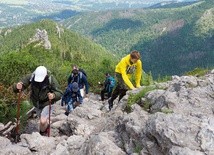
<box><xmin>56</xmin><ymin>24</ymin><xmax>64</xmax><ymax>39</ymax></box>
<box><xmin>29</xmin><ymin>29</ymin><xmax>51</xmax><ymax>49</ymax></box>
<box><xmin>0</xmin><ymin>70</ymin><xmax>214</xmax><ymax>155</ymax></box>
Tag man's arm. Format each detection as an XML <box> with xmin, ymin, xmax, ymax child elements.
<box><xmin>119</xmin><ymin>60</ymin><xmax>135</xmax><ymax>90</ymax></box>
<box><xmin>67</xmin><ymin>74</ymin><xmax>72</xmax><ymax>85</ymax></box>
<box><xmin>82</xmin><ymin>75</ymin><xmax>89</xmax><ymax>94</ymax></box>
<box><xmin>50</xmin><ymin>75</ymin><xmax>63</xmax><ymax>102</ymax></box>
<box><xmin>13</xmin><ymin>74</ymin><xmax>32</xmax><ymax>93</ymax></box>
<box><xmin>78</xmin><ymin>91</ymin><xmax>83</xmax><ymax>103</ymax></box>
<box><xmin>135</xmin><ymin>60</ymin><xmax>142</xmax><ymax>88</ymax></box>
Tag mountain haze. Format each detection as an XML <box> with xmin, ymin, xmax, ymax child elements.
<box><xmin>0</xmin><ymin>0</ymin><xmax>197</xmax><ymax>28</ymax></box>
<box><xmin>63</xmin><ymin>0</ymin><xmax>214</xmax><ymax>78</ymax></box>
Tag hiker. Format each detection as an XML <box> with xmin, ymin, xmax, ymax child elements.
<box><xmin>100</xmin><ymin>73</ymin><xmax>115</xmax><ymax>101</ymax></box>
<box><xmin>67</xmin><ymin>64</ymin><xmax>89</xmax><ymax>98</ymax></box>
<box><xmin>61</xmin><ymin>82</ymin><xmax>83</xmax><ymax>116</ymax></box>
<box><xmin>13</xmin><ymin>66</ymin><xmax>62</xmax><ymax>135</ymax></box>
<box><xmin>108</xmin><ymin>50</ymin><xmax>142</xmax><ymax>110</ymax></box>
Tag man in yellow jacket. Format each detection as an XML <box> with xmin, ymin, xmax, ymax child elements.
<box><xmin>108</xmin><ymin>50</ymin><xmax>142</xmax><ymax>110</ymax></box>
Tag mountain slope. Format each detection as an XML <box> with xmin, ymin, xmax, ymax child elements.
<box><xmin>62</xmin><ymin>0</ymin><xmax>214</xmax><ymax>78</ymax></box>
<box><xmin>1</xmin><ymin>69</ymin><xmax>214</xmax><ymax>154</ymax></box>
<box><xmin>0</xmin><ymin>19</ymin><xmax>120</xmax><ymax>124</ymax></box>
<box><xmin>0</xmin><ymin>20</ymin><xmax>117</xmax><ymax>88</ymax></box>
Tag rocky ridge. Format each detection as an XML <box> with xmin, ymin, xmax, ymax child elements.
<box><xmin>0</xmin><ymin>70</ymin><xmax>214</xmax><ymax>155</ymax></box>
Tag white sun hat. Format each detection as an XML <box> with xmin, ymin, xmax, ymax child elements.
<box><xmin>34</xmin><ymin>66</ymin><xmax>47</xmax><ymax>82</ymax></box>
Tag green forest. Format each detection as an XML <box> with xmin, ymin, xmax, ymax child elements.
<box><xmin>0</xmin><ymin>20</ymin><xmax>118</xmax><ymax>123</ymax></box>
<box><xmin>0</xmin><ymin>19</ymin><xmax>154</xmax><ymax>123</ymax></box>
<box><xmin>63</xmin><ymin>0</ymin><xmax>214</xmax><ymax>78</ymax></box>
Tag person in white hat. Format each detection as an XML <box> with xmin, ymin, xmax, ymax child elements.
<box><xmin>14</xmin><ymin>66</ymin><xmax>62</xmax><ymax>136</ymax></box>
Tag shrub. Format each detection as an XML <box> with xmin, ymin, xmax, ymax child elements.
<box><xmin>184</xmin><ymin>67</ymin><xmax>209</xmax><ymax>77</ymax></box>
<box><xmin>125</xmin><ymin>86</ymin><xmax>156</xmax><ymax>113</ymax></box>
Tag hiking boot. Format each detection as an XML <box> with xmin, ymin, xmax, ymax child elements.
<box><xmin>40</xmin><ymin>125</ymin><xmax>50</xmax><ymax>136</ymax></box>
<box><xmin>108</xmin><ymin>100</ymin><xmax>113</xmax><ymax>111</ymax></box>
<box><xmin>64</xmin><ymin>111</ymin><xmax>69</xmax><ymax>116</ymax></box>
<box><xmin>74</xmin><ymin>102</ymin><xmax>80</xmax><ymax>108</ymax></box>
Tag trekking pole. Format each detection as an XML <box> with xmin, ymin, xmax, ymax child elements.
<box><xmin>48</xmin><ymin>99</ymin><xmax>52</xmax><ymax>137</ymax></box>
<box><xmin>15</xmin><ymin>89</ymin><xmax>22</xmax><ymax>143</ymax></box>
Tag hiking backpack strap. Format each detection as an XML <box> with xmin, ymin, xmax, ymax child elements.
<box><xmin>29</xmin><ymin>72</ymin><xmax>35</xmax><ymax>82</ymax></box>
<box><xmin>79</xmin><ymin>72</ymin><xmax>83</xmax><ymax>83</ymax></box>
<box><xmin>70</xmin><ymin>72</ymin><xmax>83</xmax><ymax>84</ymax></box>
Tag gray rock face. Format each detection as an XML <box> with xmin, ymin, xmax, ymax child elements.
<box><xmin>169</xmin><ymin>146</ymin><xmax>204</xmax><ymax>155</ymax></box>
<box><xmin>56</xmin><ymin>24</ymin><xmax>64</xmax><ymax>39</ymax></box>
<box><xmin>0</xmin><ymin>136</ymin><xmax>11</xmax><ymax>149</ymax></box>
<box><xmin>0</xmin><ymin>136</ymin><xmax>31</xmax><ymax>155</ymax></box>
<box><xmin>146</xmin><ymin>74</ymin><xmax>214</xmax><ymax>117</ymax></box>
<box><xmin>146</xmin><ymin>113</ymin><xmax>203</xmax><ymax>153</ymax></box>
<box><xmin>0</xmin><ymin>145</ymin><xmax>32</xmax><ymax>155</ymax></box>
<box><xmin>21</xmin><ymin>132</ymin><xmax>56</xmax><ymax>153</ymax></box>
<box><xmin>29</xmin><ymin>28</ymin><xmax>51</xmax><ymax>49</ymax></box>
<box><xmin>81</xmin><ymin>132</ymin><xmax>126</xmax><ymax>155</ymax></box>
<box><xmin>0</xmin><ymin>71</ymin><xmax>214</xmax><ymax>155</ymax></box>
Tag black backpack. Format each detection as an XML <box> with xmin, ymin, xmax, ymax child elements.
<box><xmin>79</xmin><ymin>68</ymin><xmax>87</xmax><ymax>77</ymax></box>
<box><xmin>61</xmin><ymin>83</ymin><xmax>74</xmax><ymax>106</ymax></box>
<box><xmin>69</xmin><ymin>68</ymin><xmax>87</xmax><ymax>84</ymax></box>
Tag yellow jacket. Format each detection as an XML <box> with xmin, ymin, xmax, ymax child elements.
<box><xmin>115</xmin><ymin>54</ymin><xmax>142</xmax><ymax>89</ymax></box>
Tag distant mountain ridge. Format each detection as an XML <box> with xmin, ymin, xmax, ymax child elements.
<box><xmin>0</xmin><ymin>0</ymin><xmax>198</xmax><ymax>28</ymax></box>
<box><xmin>149</xmin><ymin>0</ymin><xmax>199</xmax><ymax>8</ymax></box>
<box><xmin>62</xmin><ymin>0</ymin><xmax>214</xmax><ymax>78</ymax></box>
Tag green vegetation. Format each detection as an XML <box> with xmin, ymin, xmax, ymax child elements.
<box><xmin>161</xmin><ymin>108</ymin><xmax>173</xmax><ymax>114</ymax></box>
<box><xmin>0</xmin><ymin>84</ymin><xmax>32</xmax><ymax>129</ymax></box>
<box><xmin>63</xmin><ymin>0</ymin><xmax>214</xmax><ymax>78</ymax></box>
<box><xmin>184</xmin><ymin>67</ymin><xmax>209</xmax><ymax>76</ymax></box>
<box><xmin>0</xmin><ymin>85</ymin><xmax>16</xmax><ymax>122</ymax></box>
<box><xmin>0</xmin><ymin>20</ymin><xmax>118</xmax><ymax>87</ymax></box>
<box><xmin>141</xmin><ymin>71</ymin><xmax>154</xmax><ymax>86</ymax></box>
<box><xmin>156</xmin><ymin>75</ymin><xmax>172</xmax><ymax>83</ymax></box>
<box><xmin>0</xmin><ymin>19</ymin><xmax>118</xmax><ymax>124</ymax></box>
<box><xmin>125</xmin><ymin>86</ymin><xmax>156</xmax><ymax>113</ymax></box>
<box><xmin>134</xmin><ymin>144</ymin><xmax>143</xmax><ymax>153</ymax></box>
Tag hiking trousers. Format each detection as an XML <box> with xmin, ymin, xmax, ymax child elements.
<box><xmin>67</xmin><ymin>99</ymin><xmax>75</xmax><ymax>112</ymax></box>
<box><xmin>101</xmin><ymin>88</ymin><xmax>112</xmax><ymax>101</ymax></box>
<box><xmin>109</xmin><ymin>73</ymin><xmax>128</xmax><ymax>104</ymax></box>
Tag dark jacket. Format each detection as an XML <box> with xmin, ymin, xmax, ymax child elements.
<box><xmin>61</xmin><ymin>83</ymin><xmax>83</xmax><ymax>106</ymax></box>
<box><xmin>13</xmin><ymin>73</ymin><xmax>63</xmax><ymax>109</ymax></box>
<box><xmin>67</xmin><ymin>72</ymin><xmax>89</xmax><ymax>94</ymax></box>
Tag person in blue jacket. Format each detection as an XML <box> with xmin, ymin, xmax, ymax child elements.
<box><xmin>61</xmin><ymin>82</ymin><xmax>83</xmax><ymax>116</ymax></box>
<box><xmin>67</xmin><ymin>65</ymin><xmax>89</xmax><ymax>98</ymax></box>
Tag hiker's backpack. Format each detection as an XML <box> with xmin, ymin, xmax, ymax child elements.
<box><xmin>61</xmin><ymin>83</ymin><xmax>73</xmax><ymax>106</ymax></box>
<box><xmin>69</xmin><ymin>69</ymin><xmax>87</xmax><ymax>84</ymax></box>
<box><xmin>70</xmin><ymin>72</ymin><xmax>83</xmax><ymax>84</ymax></box>
<box><xmin>108</xmin><ymin>76</ymin><xmax>115</xmax><ymax>88</ymax></box>
<box><xmin>79</xmin><ymin>68</ymin><xmax>87</xmax><ymax>77</ymax></box>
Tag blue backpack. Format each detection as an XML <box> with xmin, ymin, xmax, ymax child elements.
<box><xmin>61</xmin><ymin>83</ymin><xmax>73</xmax><ymax>106</ymax></box>
<box><xmin>108</xmin><ymin>76</ymin><xmax>116</xmax><ymax>88</ymax></box>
